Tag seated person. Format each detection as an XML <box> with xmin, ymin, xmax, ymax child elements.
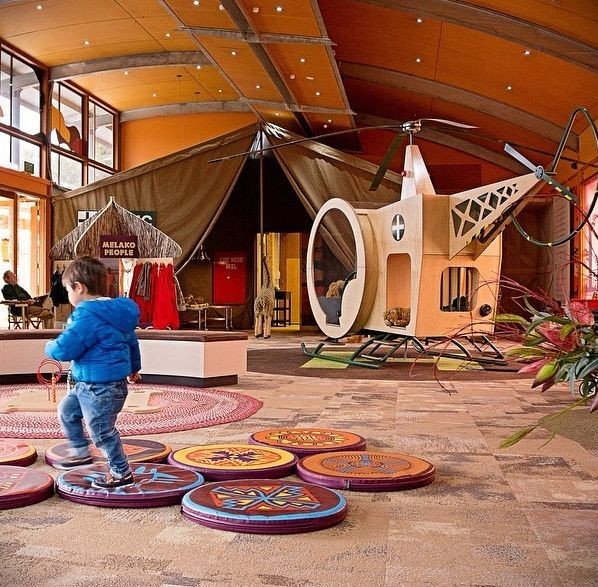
<box><xmin>2</xmin><ymin>270</ymin><xmax>54</xmax><ymax>328</ymax></box>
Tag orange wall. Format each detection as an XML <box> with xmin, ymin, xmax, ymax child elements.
<box><xmin>121</xmin><ymin>112</ymin><xmax>257</xmax><ymax>169</ymax></box>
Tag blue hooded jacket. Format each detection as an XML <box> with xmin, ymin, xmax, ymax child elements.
<box><xmin>45</xmin><ymin>297</ymin><xmax>141</xmax><ymax>383</ymax></box>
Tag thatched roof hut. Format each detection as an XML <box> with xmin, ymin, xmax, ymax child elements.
<box><xmin>49</xmin><ymin>198</ymin><xmax>182</xmax><ymax>260</ymax></box>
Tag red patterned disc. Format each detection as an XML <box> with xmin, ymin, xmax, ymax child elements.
<box><xmin>168</xmin><ymin>443</ymin><xmax>298</xmax><ymax>480</ymax></box>
<box><xmin>297</xmin><ymin>451</ymin><xmax>435</xmax><ymax>491</ymax></box>
<box><xmin>249</xmin><ymin>428</ymin><xmax>366</xmax><ymax>456</ymax></box>
<box><xmin>182</xmin><ymin>479</ymin><xmax>348</xmax><ymax>534</ymax></box>
<box><xmin>56</xmin><ymin>463</ymin><xmax>204</xmax><ymax>508</ymax></box>
<box><xmin>0</xmin><ymin>439</ymin><xmax>37</xmax><ymax>467</ymax></box>
<box><xmin>45</xmin><ymin>438</ymin><xmax>171</xmax><ymax>468</ymax></box>
<box><xmin>0</xmin><ymin>465</ymin><xmax>54</xmax><ymax>509</ymax></box>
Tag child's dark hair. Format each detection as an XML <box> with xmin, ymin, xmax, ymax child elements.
<box><xmin>62</xmin><ymin>256</ymin><xmax>107</xmax><ymax>295</ymax></box>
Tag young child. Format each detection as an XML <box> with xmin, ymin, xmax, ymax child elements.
<box><xmin>45</xmin><ymin>256</ymin><xmax>141</xmax><ymax>488</ymax></box>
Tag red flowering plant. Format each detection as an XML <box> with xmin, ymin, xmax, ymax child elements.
<box><xmin>495</xmin><ymin>278</ymin><xmax>597</xmax><ymax>447</ymax></box>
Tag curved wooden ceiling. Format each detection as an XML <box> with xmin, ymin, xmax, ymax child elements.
<box><xmin>0</xmin><ymin>0</ymin><xmax>597</xmax><ymax>171</ymax></box>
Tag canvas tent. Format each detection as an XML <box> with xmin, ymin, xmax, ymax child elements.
<box><xmin>52</xmin><ymin>123</ymin><xmax>404</xmax><ymax>272</ymax></box>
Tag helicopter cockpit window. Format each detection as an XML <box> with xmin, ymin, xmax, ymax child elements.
<box><xmin>440</xmin><ymin>267</ymin><xmax>479</xmax><ymax>312</ymax></box>
<box><xmin>312</xmin><ymin>208</ymin><xmax>357</xmax><ymax>325</ymax></box>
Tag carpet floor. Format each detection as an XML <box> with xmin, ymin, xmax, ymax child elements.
<box><xmin>0</xmin><ymin>332</ymin><xmax>596</xmax><ymax>587</ymax></box>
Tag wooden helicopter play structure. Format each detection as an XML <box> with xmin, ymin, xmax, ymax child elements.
<box><xmin>300</xmin><ymin>108</ymin><xmax>597</xmax><ymax>367</ymax></box>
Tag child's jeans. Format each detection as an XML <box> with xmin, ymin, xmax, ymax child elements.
<box><xmin>58</xmin><ymin>379</ymin><xmax>130</xmax><ymax>477</ymax></box>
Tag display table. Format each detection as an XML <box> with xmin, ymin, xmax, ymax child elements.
<box><xmin>199</xmin><ymin>305</ymin><xmax>233</xmax><ymax>330</ymax></box>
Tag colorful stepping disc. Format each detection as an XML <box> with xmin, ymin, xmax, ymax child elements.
<box><xmin>249</xmin><ymin>428</ymin><xmax>366</xmax><ymax>456</ymax></box>
<box><xmin>168</xmin><ymin>443</ymin><xmax>298</xmax><ymax>480</ymax></box>
<box><xmin>297</xmin><ymin>451</ymin><xmax>435</xmax><ymax>491</ymax></box>
<box><xmin>0</xmin><ymin>465</ymin><xmax>54</xmax><ymax>509</ymax></box>
<box><xmin>182</xmin><ymin>478</ymin><xmax>348</xmax><ymax>534</ymax></box>
<box><xmin>0</xmin><ymin>439</ymin><xmax>38</xmax><ymax>467</ymax></box>
<box><xmin>56</xmin><ymin>463</ymin><xmax>204</xmax><ymax>508</ymax></box>
<box><xmin>45</xmin><ymin>438</ymin><xmax>171</xmax><ymax>469</ymax></box>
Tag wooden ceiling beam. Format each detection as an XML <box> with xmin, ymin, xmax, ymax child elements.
<box><xmin>178</xmin><ymin>26</ymin><xmax>335</xmax><ymax>46</ymax></box>
<box><xmin>361</xmin><ymin>0</ymin><xmax>598</xmax><ymax>72</ymax></box>
<box><xmin>120</xmin><ymin>100</ymin><xmax>252</xmax><ymax>122</ymax></box>
<box><xmin>340</xmin><ymin>61</ymin><xmax>579</xmax><ymax>150</ymax></box>
<box><xmin>49</xmin><ymin>52</ymin><xmax>210</xmax><ymax>81</ymax></box>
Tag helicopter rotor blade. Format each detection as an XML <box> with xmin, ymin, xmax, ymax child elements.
<box><xmin>369</xmin><ymin>133</ymin><xmax>406</xmax><ymax>191</ymax></box>
<box><xmin>418</xmin><ymin>118</ymin><xmax>477</xmax><ymax>129</ymax></box>
<box><xmin>504</xmin><ymin>143</ymin><xmax>577</xmax><ymax>203</ymax></box>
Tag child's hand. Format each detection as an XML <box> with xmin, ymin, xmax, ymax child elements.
<box><xmin>128</xmin><ymin>372</ymin><xmax>141</xmax><ymax>383</ymax></box>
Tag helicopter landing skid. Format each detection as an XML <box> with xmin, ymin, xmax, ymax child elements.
<box><xmin>301</xmin><ymin>333</ymin><xmax>506</xmax><ymax>369</ymax></box>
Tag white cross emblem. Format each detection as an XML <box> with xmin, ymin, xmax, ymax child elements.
<box><xmin>391</xmin><ymin>214</ymin><xmax>405</xmax><ymax>241</ymax></box>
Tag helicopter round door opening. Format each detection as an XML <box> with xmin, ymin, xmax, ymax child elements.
<box><xmin>307</xmin><ymin>198</ymin><xmax>377</xmax><ymax>339</ymax></box>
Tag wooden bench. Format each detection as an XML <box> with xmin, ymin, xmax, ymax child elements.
<box><xmin>0</xmin><ymin>328</ymin><xmax>247</xmax><ymax>388</ymax></box>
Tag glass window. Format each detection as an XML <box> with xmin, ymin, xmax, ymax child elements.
<box><xmin>51</xmin><ymin>151</ymin><xmax>83</xmax><ymax>190</ymax></box>
<box><xmin>0</xmin><ymin>49</ymin><xmax>41</xmax><ymax>135</ymax></box>
<box><xmin>51</xmin><ymin>83</ymin><xmax>83</xmax><ymax>154</ymax></box>
<box><xmin>88</xmin><ymin>165</ymin><xmax>111</xmax><ymax>184</ymax></box>
<box><xmin>0</xmin><ymin>130</ymin><xmax>41</xmax><ymax>176</ymax></box>
<box><xmin>88</xmin><ymin>101</ymin><xmax>114</xmax><ymax>168</ymax></box>
<box><xmin>440</xmin><ymin>267</ymin><xmax>478</xmax><ymax>312</ymax></box>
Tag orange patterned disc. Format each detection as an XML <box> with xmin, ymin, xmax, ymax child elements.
<box><xmin>168</xmin><ymin>443</ymin><xmax>298</xmax><ymax>480</ymax></box>
<box><xmin>297</xmin><ymin>451</ymin><xmax>435</xmax><ymax>491</ymax></box>
<box><xmin>250</xmin><ymin>428</ymin><xmax>366</xmax><ymax>456</ymax></box>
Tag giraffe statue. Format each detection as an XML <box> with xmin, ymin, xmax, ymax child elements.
<box><xmin>254</xmin><ymin>253</ymin><xmax>276</xmax><ymax>338</ymax></box>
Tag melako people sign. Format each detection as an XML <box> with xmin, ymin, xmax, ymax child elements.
<box><xmin>100</xmin><ymin>235</ymin><xmax>139</xmax><ymax>258</ymax></box>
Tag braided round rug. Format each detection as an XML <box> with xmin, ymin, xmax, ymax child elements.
<box><xmin>0</xmin><ymin>384</ymin><xmax>262</xmax><ymax>439</ymax></box>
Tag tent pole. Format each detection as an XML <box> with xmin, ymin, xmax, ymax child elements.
<box><xmin>259</xmin><ymin>122</ymin><xmax>265</xmax><ymax>285</ymax></box>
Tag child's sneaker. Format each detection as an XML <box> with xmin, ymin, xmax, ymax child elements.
<box><xmin>52</xmin><ymin>454</ymin><xmax>93</xmax><ymax>470</ymax></box>
<box><xmin>91</xmin><ymin>472</ymin><xmax>135</xmax><ymax>489</ymax></box>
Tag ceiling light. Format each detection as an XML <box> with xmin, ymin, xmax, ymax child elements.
<box><xmin>124</xmin><ymin>70</ymin><xmax>129</xmax><ymax>76</ymax></box>
<box><xmin>83</xmin><ymin>40</ymin><xmax>90</xmax><ymax>46</ymax></box>
<box><xmin>306</xmin><ymin>76</ymin><xmax>314</xmax><ymax>80</ymax></box>
<box><xmin>300</xmin><ymin>58</ymin><xmax>306</xmax><ymax>63</ymax></box>
<box><xmin>289</xmin><ymin>74</ymin><xmax>295</xmax><ymax>80</ymax></box>
<box><xmin>231</xmin><ymin>50</ymin><xmax>237</xmax><ymax>56</ymax></box>
<box><xmin>166</xmin><ymin>32</ymin><xmax>171</xmax><ymax>38</ymax></box>
<box><xmin>152</xmin><ymin>93</ymin><xmax>157</xmax><ymax>97</ymax></box>
<box><xmin>255</xmin><ymin>84</ymin><xmax>261</xmax><ymax>89</ymax></box>
<box><xmin>36</xmin><ymin>4</ymin><xmax>42</xmax><ymax>9</ymax></box>
<box><xmin>416</xmin><ymin>18</ymin><xmax>423</xmax><ymax>23</ymax></box>
<box><xmin>193</xmin><ymin>0</ymin><xmax>200</xmax><ymax>5</ymax></box>
<box><xmin>415</xmin><ymin>58</ymin><xmax>421</xmax><ymax>63</ymax></box>
<box><xmin>315</xmin><ymin>91</ymin><xmax>320</xmax><ymax>96</ymax></box>
<box><xmin>219</xmin><ymin>4</ymin><xmax>224</xmax><ymax>10</ymax></box>
<box><xmin>275</xmin><ymin>112</ymin><xmax>279</xmax><ymax>117</ymax></box>
<box><xmin>218</xmin><ymin>89</ymin><xmax>223</xmax><ymax>93</ymax></box>
<box><xmin>276</xmin><ymin>6</ymin><xmax>284</xmax><ymax>12</ymax></box>
<box><xmin>196</xmin><ymin>65</ymin><xmax>202</xmax><ymax>70</ymax></box>
<box><xmin>323</xmin><ymin>124</ymin><xmax>328</xmax><ymax>129</ymax></box>
<box><xmin>506</xmin><ymin>85</ymin><xmax>512</xmax><ymax>90</ymax></box>
<box><xmin>253</xmin><ymin>6</ymin><xmax>259</xmax><ymax>13</ymax></box>
<box><xmin>327</xmin><ymin>119</ymin><xmax>332</xmax><ymax>123</ymax></box>
<box><xmin>524</xmin><ymin>49</ymin><xmax>531</xmax><ymax>56</ymax></box>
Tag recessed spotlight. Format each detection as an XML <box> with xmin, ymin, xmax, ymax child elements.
<box><xmin>416</xmin><ymin>17</ymin><xmax>423</xmax><ymax>23</ymax></box>
<box><xmin>193</xmin><ymin>0</ymin><xmax>200</xmax><ymax>5</ymax></box>
<box><xmin>415</xmin><ymin>58</ymin><xmax>421</xmax><ymax>63</ymax></box>
<box><xmin>255</xmin><ymin>84</ymin><xmax>261</xmax><ymax>89</ymax></box>
<box><xmin>289</xmin><ymin>74</ymin><xmax>296</xmax><ymax>80</ymax></box>
<box><xmin>231</xmin><ymin>51</ymin><xmax>237</xmax><ymax>56</ymax></box>
<box><xmin>306</xmin><ymin>76</ymin><xmax>314</xmax><ymax>80</ymax></box>
<box><xmin>152</xmin><ymin>93</ymin><xmax>157</xmax><ymax>97</ymax></box>
<box><xmin>253</xmin><ymin>6</ymin><xmax>259</xmax><ymax>13</ymax></box>
<box><xmin>524</xmin><ymin>49</ymin><xmax>531</xmax><ymax>56</ymax></box>
<box><xmin>166</xmin><ymin>32</ymin><xmax>171</xmax><ymax>38</ymax></box>
<box><xmin>83</xmin><ymin>40</ymin><xmax>90</xmax><ymax>46</ymax></box>
<box><xmin>196</xmin><ymin>65</ymin><xmax>202</xmax><ymax>70</ymax></box>
<box><xmin>275</xmin><ymin>112</ymin><xmax>279</xmax><ymax>116</ymax></box>
<box><xmin>315</xmin><ymin>91</ymin><xmax>320</xmax><ymax>96</ymax></box>
<box><xmin>300</xmin><ymin>58</ymin><xmax>306</xmax><ymax>63</ymax></box>
<box><xmin>36</xmin><ymin>4</ymin><xmax>42</xmax><ymax>9</ymax></box>
<box><xmin>218</xmin><ymin>89</ymin><xmax>223</xmax><ymax>93</ymax></box>
<box><xmin>219</xmin><ymin>4</ymin><xmax>224</xmax><ymax>10</ymax></box>
<box><xmin>276</xmin><ymin>6</ymin><xmax>284</xmax><ymax>12</ymax></box>
<box><xmin>124</xmin><ymin>70</ymin><xmax>129</xmax><ymax>76</ymax></box>
<box><xmin>327</xmin><ymin>119</ymin><xmax>332</xmax><ymax>123</ymax></box>
<box><xmin>506</xmin><ymin>85</ymin><xmax>512</xmax><ymax>91</ymax></box>
<box><xmin>323</xmin><ymin>124</ymin><xmax>328</xmax><ymax>129</ymax></box>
